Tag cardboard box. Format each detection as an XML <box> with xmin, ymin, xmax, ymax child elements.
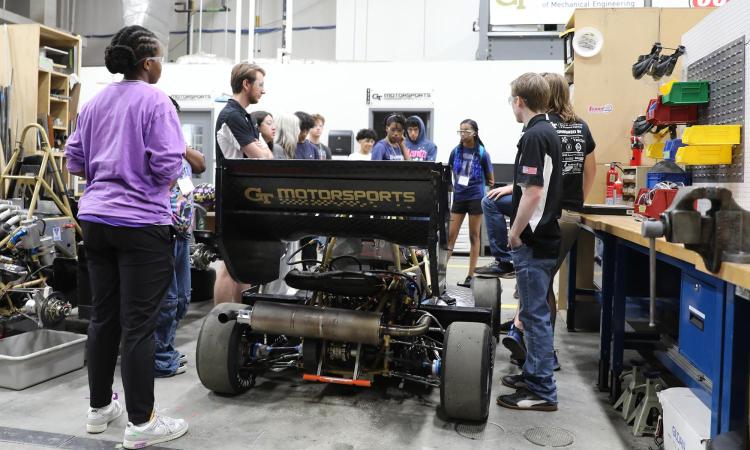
<box><xmin>658</xmin><ymin>388</ymin><xmax>710</xmax><ymax>450</ymax></box>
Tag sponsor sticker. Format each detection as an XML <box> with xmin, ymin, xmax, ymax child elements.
<box><xmin>588</xmin><ymin>104</ymin><xmax>614</xmax><ymax>114</ymax></box>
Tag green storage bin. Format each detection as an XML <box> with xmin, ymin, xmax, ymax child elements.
<box><xmin>663</xmin><ymin>81</ymin><xmax>709</xmax><ymax>105</ymax></box>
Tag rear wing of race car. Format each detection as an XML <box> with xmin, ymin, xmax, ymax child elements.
<box><xmin>216</xmin><ymin>159</ymin><xmax>451</xmax><ymax>297</ymax></box>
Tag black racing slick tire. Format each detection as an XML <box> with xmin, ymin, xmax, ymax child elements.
<box><xmin>196</xmin><ymin>303</ymin><xmax>255</xmax><ymax>395</ymax></box>
<box><xmin>472</xmin><ymin>276</ymin><xmax>502</xmax><ymax>340</ymax></box>
<box><xmin>440</xmin><ymin>322</ymin><xmax>494</xmax><ymax>422</ymax></box>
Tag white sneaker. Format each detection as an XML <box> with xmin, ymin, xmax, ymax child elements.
<box><xmin>86</xmin><ymin>400</ymin><xmax>123</xmax><ymax>433</ymax></box>
<box><xmin>123</xmin><ymin>414</ymin><xmax>188</xmax><ymax>449</ymax></box>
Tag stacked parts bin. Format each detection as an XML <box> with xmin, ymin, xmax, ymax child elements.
<box><xmin>676</xmin><ymin>124</ymin><xmax>741</xmax><ymax>165</ymax></box>
<box><xmin>662</xmin><ymin>81</ymin><xmax>710</xmax><ymax>105</ymax></box>
<box><xmin>646</xmin><ymin>97</ymin><xmax>698</xmax><ymax>126</ymax></box>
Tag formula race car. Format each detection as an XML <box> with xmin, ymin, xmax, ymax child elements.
<box><xmin>196</xmin><ymin>159</ymin><xmax>500</xmax><ymax>422</ymax></box>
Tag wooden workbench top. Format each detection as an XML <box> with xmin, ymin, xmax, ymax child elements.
<box><xmin>580</xmin><ymin>214</ymin><xmax>750</xmax><ymax>291</ymax></box>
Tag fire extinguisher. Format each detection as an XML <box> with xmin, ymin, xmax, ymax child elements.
<box><xmin>614</xmin><ymin>178</ymin><xmax>623</xmax><ymax>204</ymax></box>
<box><xmin>606</xmin><ymin>163</ymin><xmax>618</xmax><ymax>205</ymax></box>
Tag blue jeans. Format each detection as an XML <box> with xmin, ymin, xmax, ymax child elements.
<box><xmin>481</xmin><ymin>194</ymin><xmax>513</xmax><ymax>264</ymax></box>
<box><xmin>512</xmin><ymin>244</ymin><xmax>557</xmax><ymax>404</ymax></box>
<box><xmin>154</xmin><ymin>237</ymin><xmax>191</xmax><ymax>376</ymax></box>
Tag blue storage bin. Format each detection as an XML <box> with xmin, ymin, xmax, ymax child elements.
<box><xmin>663</xmin><ymin>139</ymin><xmax>686</xmax><ymax>161</ymax></box>
<box><xmin>646</xmin><ymin>171</ymin><xmax>691</xmax><ymax>188</ymax></box>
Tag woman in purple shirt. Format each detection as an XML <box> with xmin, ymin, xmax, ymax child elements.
<box><xmin>65</xmin><ymin>26</ymin><xmax>188</xmax><ymax>449</ymax></box>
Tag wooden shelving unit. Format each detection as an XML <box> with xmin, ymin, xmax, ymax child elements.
<box><xmin>0</xmin><ymin>24</ymin><xmax>81</xmax><ymax>188</ymax></box>
<box><xmin>621</xmin><ymin>165</ymin><xmax>652</xmax><ymax>205</ymax></box>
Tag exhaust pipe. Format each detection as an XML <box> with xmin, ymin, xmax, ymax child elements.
<box><xmin>235</xmin><ymin>301</ymin><xmax>382</xmax><ymax>345</ymax></box>
<box><xmin>381</xmin><ymin>314</ymin><xmax>432</xmax><ymax>337</ymax></box>
<box><xmin>220</xmin><ymin>301</ymin><xmax>435</xmax><ymax>345</ymax></box>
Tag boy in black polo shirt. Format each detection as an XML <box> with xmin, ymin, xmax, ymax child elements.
<box><xmin>215</xmin><ymin>62</ymin><xmax>272</xmax><ymax>159</ymax></box>
<box><xmin>213</xmin><ymin>63</ymin><xmax>272</xmax><ymax>305</ymax></box>
<box><xmin>496</xmin><ymin>73</ymin><xmax>562</xmax><ymax>412</ymax></box>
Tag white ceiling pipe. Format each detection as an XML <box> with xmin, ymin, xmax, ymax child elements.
<box><xmin>285</xmin><ymin>0</ymin><xmax>293</xmax><ymax>59</ymax></box>
<box><xmin>247</xmin><ymin>0</ymin><xmax>255</xmax><ymax>62</ymax></box>
<box><xmin>198</xmin><ymin>0</ymin><xmax>203</xmax><ymax>54</ymax></box>
<box><xmin>234</xmin><ymin>0</ymin><xmax>242</xmax><ymax>63</ymax></box>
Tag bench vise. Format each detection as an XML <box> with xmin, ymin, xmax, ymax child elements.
<box><xmin>642</xmin><ymin>186</ymin><xmax>750</xmax><ymax>273</ymax></box>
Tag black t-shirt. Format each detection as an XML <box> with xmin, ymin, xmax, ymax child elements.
<box><xmin>511</xmin><ymin>114</ymin><xmax>563</xmax><ymax>259</ymax></box>
<box><xmin>215</xmin><ymin>99</ymin><xmax>259</xmax><ymax>158</ymax></box>
<box><xmin>548</xmin><ymin>112</ymin><xmax>596</xmax><ymax>211</ymax></box>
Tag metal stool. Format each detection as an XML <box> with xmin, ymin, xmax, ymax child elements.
<box><xmin>614</xmin><ymin>359</ymin><xmax>646</xmax><ymax>420</ymax></box>
<box><xmin>628</xmin><ymin>369</ymin><xmax>665</xmax><ymax>436</ymax></box>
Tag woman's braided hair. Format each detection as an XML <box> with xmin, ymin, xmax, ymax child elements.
<box><xmin>104</xmin><ymin>25</ymin><xmax>160</xmax><ymax>75</ymax></box>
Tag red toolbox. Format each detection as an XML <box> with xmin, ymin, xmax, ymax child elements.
<box><xmin>635</xmin><ymin>187</ymin><xmax>678</xmax><ymax>219</ymax></box>
<box><xmin>646</xmin><ymin>96</ymin><xmax>698</xmax><ymax>126</ymax></box>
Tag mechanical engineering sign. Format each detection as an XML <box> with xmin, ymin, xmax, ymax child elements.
<box><xmin>491</xmin><ymin>0</ymin><xmax>645</xmax><ymax>25</ymax></box>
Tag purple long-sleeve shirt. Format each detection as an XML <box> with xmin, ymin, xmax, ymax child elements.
<box><xmin>66</xmin><ymin>80</ymin><xmax>185</xmax><ymax>227</ymax></box>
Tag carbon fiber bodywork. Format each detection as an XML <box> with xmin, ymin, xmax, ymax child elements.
<box><xmin>216</xmin><ymin>159</ymin><xmax>452</xmax><ymax>296</ymax></box>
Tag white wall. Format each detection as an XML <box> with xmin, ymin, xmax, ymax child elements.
<box><xmin>335</xmin><ymin>0</ymin><xmax>480</xmax><ymax>61</ymax></box>
<box><xmin>681</xmin><ymin>0</ymin><xmax>749</xmax><ymax>210</ymax></box>
<box><xmin>79</xmin><ymin>59</ymin><xmax>562</xmax><ymax>166</ymax></box>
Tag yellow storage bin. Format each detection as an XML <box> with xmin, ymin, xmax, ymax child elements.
<box><xmin>675</xmin><ymin>145</ymin><xmax>733</xmax><ymax>165</ymax></box>
<box><xmin>659</xmin><ymin>80</ymin><xmax>676</xmax><ymax>96</ymax></box>
<box><xmin>646</xmin><ymin>142</ymin><xmax>665</xmax><ymax>159</ymax></box>
<box><xmin>682</xmin><ymin>125</ymin><xmax>742</xmax><ymax>145</ymax></box>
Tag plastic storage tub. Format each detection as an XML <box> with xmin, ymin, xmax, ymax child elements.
<box><xmin>646</xmin><ymin>96</ymin><xmax>698</xmax><ymax>125</ymax></box>
<box><xmin>0</xmin><ymin>329</ymin><xmax>87</xmax><ymax>390</ymax></box>
<box><xmin>676</xmin><ymin>145</ymin><xmax>733</xmax><ymax>165</ymax></box>
<box><xmin>662</xmin><ymin>81</ymin><xmax>710</xmax><ymax>105</ymax></box>
<box><xmin>647</xmin><ymin>171</ymin><xmax>691</xmax><ymax>188</ymax></box>
<box><xmin>682</xmin><ymin>125</ymin><xmax>741</xmax><ymax>145</ymax></box>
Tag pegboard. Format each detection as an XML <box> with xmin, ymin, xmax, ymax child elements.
<box><xmin>686</xmin><ymin>37</ymin><xmax>745</xmax><ymax>183</ymax></box>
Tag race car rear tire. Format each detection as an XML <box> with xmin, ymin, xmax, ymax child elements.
<box><xmin>196</xmin><ymin>303</ymin><xmax>255</xmax><ymax>395</ymax></box>
<box><xmin>472</xmin><ymin>276</ymin><xmax>502</xmax><ymax>340</ymax></box>
<box><xmin>440</xmin><ymin>322</ymin><xmax>494</xmax><ymax>422</ymax></box>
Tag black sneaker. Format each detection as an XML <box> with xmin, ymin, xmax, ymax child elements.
<box><xmin>457</xmin><ymin>276</ymin><xmax>472</xmax><ymax>288</ymax></box>
<box><xmin>501</xmin><ymin>374</ymin><xmax>527</xmax><ymax>389</ymax></box>
<box><xmin>475</xmin><ymin>261</ymin><xmax>515</xmax><ymax>278</ymax></box>
<box><xmin>499</xmin><ymin>319</ymin><xmax>513</xmax><ymax>334</ymax></box>
<box><xmin>496</xmin><ymin>388</ymin><xmax>558</xmax><ymax>411</ymax></box>
<box><xmin>553</xmin><ymin>350</ymin><xmax>561</xmax><ymax>372</ymax></box>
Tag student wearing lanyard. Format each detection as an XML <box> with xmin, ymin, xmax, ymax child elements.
<box><xmin>446</xmin><ymin>119</ymin><xmax>494</xmax><ymax>288</ymax></box>
<box><xmin>371</xmin><ymin>114</ymin><xmax>411</xmax><ymax>161</ymax></box>
<box><xmin>65</xmin><ymin>25</ymin><xmax>188</xmax><ymax>448</ymax></box>
<box><xmin>153</xmin><ymin>98</ymin><xmax>206</xmax><ymax>380</ymax></box>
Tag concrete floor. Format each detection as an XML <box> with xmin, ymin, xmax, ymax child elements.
<box><xmin>0</xmin><ymin>256</ymin><xmax>656</xmax><ymax>449</ymax></box>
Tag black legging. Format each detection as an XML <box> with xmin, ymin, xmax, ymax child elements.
<box><xmin>84</xmin><ymin>221</ymin><xmax>174</xmax><ymax>425</ymax></box>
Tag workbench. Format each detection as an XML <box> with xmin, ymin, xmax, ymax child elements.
<box><xmin>567</xmin><ymin>214</ymin><xmax>750</xmax><ymax>438</ymax></box>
